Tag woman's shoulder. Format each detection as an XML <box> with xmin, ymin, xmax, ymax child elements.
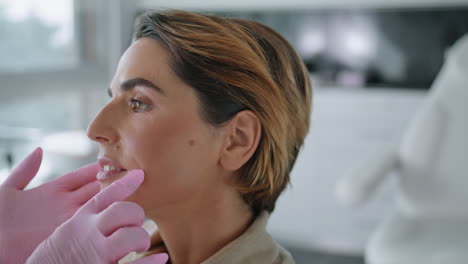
<box><xmin>275</xmin><ymin>243</ymin><xmax>296</xmax><ymax>264</ymax></box>
<box><xmin>201</xmin><ymin>211</ymin><xmax>296</xmax><ymax>264</ymax></box>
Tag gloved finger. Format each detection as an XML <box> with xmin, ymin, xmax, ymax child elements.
<box><xmin>97</xmin><ymin>201</ymin><xmax>145</xmax><ymax>236</ymax></box>
<box><xmin>73</xmin><ymin>180</ymin><xmax>100</xmax><ymax>206</ymax></box>
<box><xmin>3</xmin><ymin>147</ymin><xmax>42</xmax><ymax>190</ymax></box>
<box><xmin>107</xmin><ymin>226</ymin><xmax>151</xmax><ymax>261</ymax></box>
<box><xmin>55</xmin><ymin>162</ymin><xmax>101</xmax><ymax>191</ymax></box>
<box><xmin>126</xmin><ymin>253</ymin><xmax>169</xmax><ymax>264</ymax></box>
<box><xmin>86</xmin><ymin>169</ymin><xmax>144</xmax><ymax>213</ymax></box>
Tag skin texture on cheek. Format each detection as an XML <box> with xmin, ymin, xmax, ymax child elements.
<box><xmin>123</xmin><ymin>103</ymin><xmax>221</xmax><ymax>212</ymax></box>
<box><xmin>99</xmin><ymin>119</ymin><xmax>205</xmax><ymax>209</ymax></box>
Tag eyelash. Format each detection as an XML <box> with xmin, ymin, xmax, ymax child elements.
<box><xmin>128</xmin><ymin>98</ymin><xmax>151</xmax><ymax>113</ymax></box>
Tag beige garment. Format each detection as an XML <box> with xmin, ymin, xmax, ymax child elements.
<box><xmin>120</xmin><ymin>211</ymin><xmax>295</xmax><ymax>264</ymax></box>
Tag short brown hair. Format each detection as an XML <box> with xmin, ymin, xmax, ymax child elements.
<box><xmin>134</xmin><ymin>10</ymin><xmax>312</xmax><ymax>214</ymax></box>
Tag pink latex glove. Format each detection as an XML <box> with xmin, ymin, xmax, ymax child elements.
<box><xmin>26</xmin><ymin>169</ymin><xmax>169</xmax><ymax>264</ymax></box>
<box><xmin>0</xmin><ymin>147</ymin><xmax>101</xmax><ymax>264</ymax></box>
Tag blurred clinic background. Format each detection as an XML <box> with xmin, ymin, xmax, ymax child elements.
<box><xmin>1</xmin><ymin>0</ymin><xmax>468</xmax><ymax>263</ymax></box>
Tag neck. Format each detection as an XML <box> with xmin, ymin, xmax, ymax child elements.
<box><xmin>148</xmin><ymin>188</ymin><xmax>254</xmax><ymax>264</ymax></box>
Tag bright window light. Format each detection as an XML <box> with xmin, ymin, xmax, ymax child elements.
<box><xmin>0</xmin><ymin>0</ymin><xmax>78</xmax><ymax>72</ymax></box>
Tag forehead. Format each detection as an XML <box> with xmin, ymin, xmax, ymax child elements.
<box><xmin>111</xmin><ymin>38</ymin><xmax>176</xmax><ymax>91</ymax></box>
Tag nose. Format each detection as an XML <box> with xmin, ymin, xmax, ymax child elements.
<box><xmin>87</xmin><ymin>103</ymin><xmax>120</xmax><ymax>145</ymax></box>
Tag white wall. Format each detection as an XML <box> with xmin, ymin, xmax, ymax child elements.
<box><xmin>267</xmin><ymin>86</ymin><xmax>426</xmax><ymax>254</ymax></box>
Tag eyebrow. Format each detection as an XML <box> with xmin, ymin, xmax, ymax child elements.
<box><xmin>108</xmin><ymin>77</ymin><xmax>166</xmax><ymax>97</ymax></box>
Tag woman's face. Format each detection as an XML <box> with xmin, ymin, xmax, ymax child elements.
<box><xmin>87</xmin><ymin>38</ymin><xmax>227</xmax><ymax>214</ymax></box>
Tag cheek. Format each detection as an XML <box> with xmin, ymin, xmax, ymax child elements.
<box><xmin>123</xmin><ymin>115</ymin><xmax>217</xmax><ymax>207</ymax></box>
<box><xmin>130</xmin><ymin>117</ymin><xmax>196</xmax><ymax>171</ymax></box>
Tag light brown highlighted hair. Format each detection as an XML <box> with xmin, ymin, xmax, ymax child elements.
<box><xmin>134</xmin><ymin>10</ymin><xmax>312</xmax><ymax>214</ymax></box>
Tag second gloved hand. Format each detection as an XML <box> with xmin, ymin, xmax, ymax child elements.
<box><xmin>26</xmin><ymin>169</ymin><xmax>168</xmax><ymax>264</ymax></box>
<box><xmin>0</xmin><ymin>148</ymin><xmax>101</xmax><ymax>264</ymax></box>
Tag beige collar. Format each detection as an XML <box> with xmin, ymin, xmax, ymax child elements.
<box><xmin>121</xmin><ymin>211</ymin><xmax>292</xmax><ymax>264</ymax></box>
<box><xmin>200</xmin><ymin>211</ymin><xmax>281</xmax><ymax>264</ymax></box>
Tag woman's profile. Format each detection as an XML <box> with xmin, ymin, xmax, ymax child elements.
<box><xmin>87</xmin><ymin>9</ymin><xmax>312</xmax><ymax>264</ymax></box>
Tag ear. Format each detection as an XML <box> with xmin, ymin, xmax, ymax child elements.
<box><xmin>219</xmin><ymin>110</ymin><xmax>262</xmax><ymax>171</ymax></box>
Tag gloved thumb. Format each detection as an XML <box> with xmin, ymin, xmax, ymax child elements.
<box><xmin>127</xmin><ymin>253</ymin><xmax>169</xmax><ymax>264</ymax></box>
<box><xmin>2</xmin><ymin>147</ymin><xmax>43</xmax><ymax>190</ymax></box>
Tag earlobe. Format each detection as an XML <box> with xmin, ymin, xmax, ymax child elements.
<box><xmin>220</xmin><ymin>111</ymin><xmax>261</xmax><ymax>171</ymax></box>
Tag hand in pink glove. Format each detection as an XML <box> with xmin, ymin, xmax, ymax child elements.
<box><xmin>26</xmin><ymin>169</ymin><xmax>169</xmax><ymax>264</ymax></box>
<box><xmin>0</xmin><ymin>147</ymin><xmax>101</xmax><ymax>264</ymax></box>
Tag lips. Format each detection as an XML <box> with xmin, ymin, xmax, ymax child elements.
<box><xmin>97</xmin><ymin>157</ymin><xmax>128</xmax><ymax>181</ymax></box>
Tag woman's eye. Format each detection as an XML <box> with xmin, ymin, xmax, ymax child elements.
<box><xmin>128</xmin><ymin>98</ymin><xmax>151</xmax><ymax>112</ymax></box>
